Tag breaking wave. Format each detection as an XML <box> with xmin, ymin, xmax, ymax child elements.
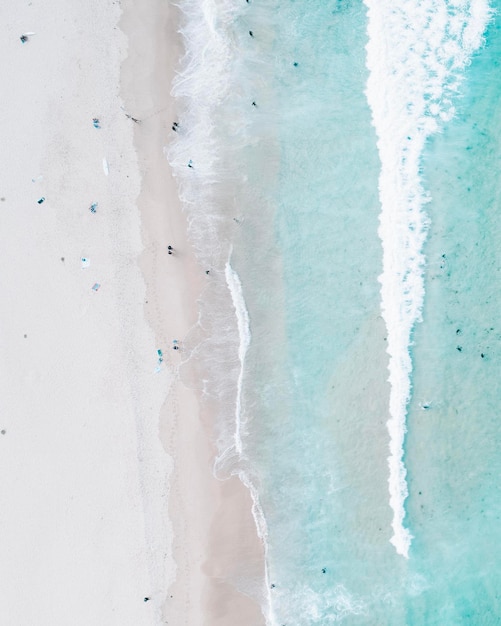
<box><xmin>363</xmin><ymin>0</ymin><xmax>491</xmax><ymax>557</ymax></box>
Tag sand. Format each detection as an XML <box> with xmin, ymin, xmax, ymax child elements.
<box><xmin>120</xmin><ymin>0</ymin><xmax>267</xmax><ymax>623</ymax></box>
<box><xmin>0</xmin><ymin>0</ymin><xmax>265</xmax><ymax>624</ymax></box>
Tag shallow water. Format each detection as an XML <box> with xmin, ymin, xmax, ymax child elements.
<box><xmin>405</xmin><ymin>9</ymin><xmax>501</xmax><ymax>622</ymax></box>
<box><xmin>169</xmin><ymin>0</ymin><xmax>498</xmax><ymax>623</ymax></box>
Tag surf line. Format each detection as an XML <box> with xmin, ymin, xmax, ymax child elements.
<box><xmin>363</xmin><ymin>0</ymin><xmax>491</xmax><ymax>558</ymax></box>
<box><xmin>225</xmin><ymin>256</ymin><xmax>276</xmax><ymax>624</ymax></box>
<box><xmin>225</xmin><ymin>253</ymin><xmax>251</xmax><ymax>457</ymax></box>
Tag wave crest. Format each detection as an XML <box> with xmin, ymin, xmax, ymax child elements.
<box><xmin>363</xmin><ymin>0</ymin><xmax>491</xmax><ymax>557</ymax></box>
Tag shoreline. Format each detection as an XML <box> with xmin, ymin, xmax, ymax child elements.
<box><xmin>119</xmin><ymin>1</ymin><xmax>267</xmax><ymax>623</ymax></box>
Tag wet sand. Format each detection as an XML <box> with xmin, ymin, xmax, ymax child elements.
<box><xmin>121</xmin><ymin>0</ymin><xmax>266</xmax><ymax>623</ymax></box>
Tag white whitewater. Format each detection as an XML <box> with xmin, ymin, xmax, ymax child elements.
<box><xmin>363</xmin><ymin>0</ymin><xmax>491</xmax><ymax>557</ymax></box>
<box><xmin>225</xmin><ymin>258</ymin><xmax>251</xmax><ymax>456</ymax></box>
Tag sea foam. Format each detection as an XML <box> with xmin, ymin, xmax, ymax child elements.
<box><xmin>363</xmin><ymin>0</ymin><xmax>491</xmax><ymax>557</ymax></box>
<box><xmin>225</xmin><ymin>258</ymin><xmax>251</xmax><ymax>456</ymax></box>
<box><xmin>168</xmin><ymin>0</ymin><xmax>253</xmax><ymax>462</ymax></box>
<box><xmin>168</xmin><ymin>0</ymin><xmax>273</xmax><ymax>619</ymax></box>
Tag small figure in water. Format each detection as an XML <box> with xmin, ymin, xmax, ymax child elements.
<box><xmin>321</xmin><ymin>568</ymin><xmax>326</xmax><ymax>574</ymax></box>
<box><xmin>144</xmin><ymin>597</ymin><xmax>150</xmax><ymax>602</ymax></box>
<box><xmin>205</xmin><ymin>270</ymin><xmax>210</xmax><ymax>275</ymax></box>
<box><xmin>249</xmin><ymin>30</ymin><xmax>254</xmax><ymax>37</ymax></box>
<box><xmin>188</xmin><ymin>160</ymin><xmax>193</xmax><ymax>168</ymax></box>
<box><xmin>20</xmin><ymin>35</ymin><xmax>28</xmax><ymax>44</ymax></box>
<box><xmin>92</xmin><ymin>118</ymin><xmax>101</xmax><ymax>129</ymax></box>
<box><xmin>168</xmin><ymin>245</ymin><xmax>174</xmax><ymax>255</ymax></box>
<box><xmin>251</xmin><ymin>101</ymin><xmax>257</xmax><ymax>107</ymax></box>
<box><xmin>172</xmin><ymin>121</ymin><xmax>179</xmax><ymax>132</ymax></box>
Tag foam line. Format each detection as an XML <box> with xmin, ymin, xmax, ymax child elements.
<box><xmin>363</xmin><ymin>0</ymin><xmax>491</xmax><ymax>558</ymax></box>
<box><xmin>168</xmin><ymin>3</ymin><xmax>273</xmax><ymax>619</ymax></box>
<box><xmin>225</xmin><ymin>257</ymin><xmax>251</xmax><ymax>456</ymax></box>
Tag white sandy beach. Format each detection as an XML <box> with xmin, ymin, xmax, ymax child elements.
<box><xmin>0</xmin><ymin>1</ymin><xmax>264</xmax><ymax>624</ymax></box>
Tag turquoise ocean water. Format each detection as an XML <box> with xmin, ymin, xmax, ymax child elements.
<box><xmin>169</xmin><ymin>0</ymin><xmax>500</xmax><ymax>623</ymax></box>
